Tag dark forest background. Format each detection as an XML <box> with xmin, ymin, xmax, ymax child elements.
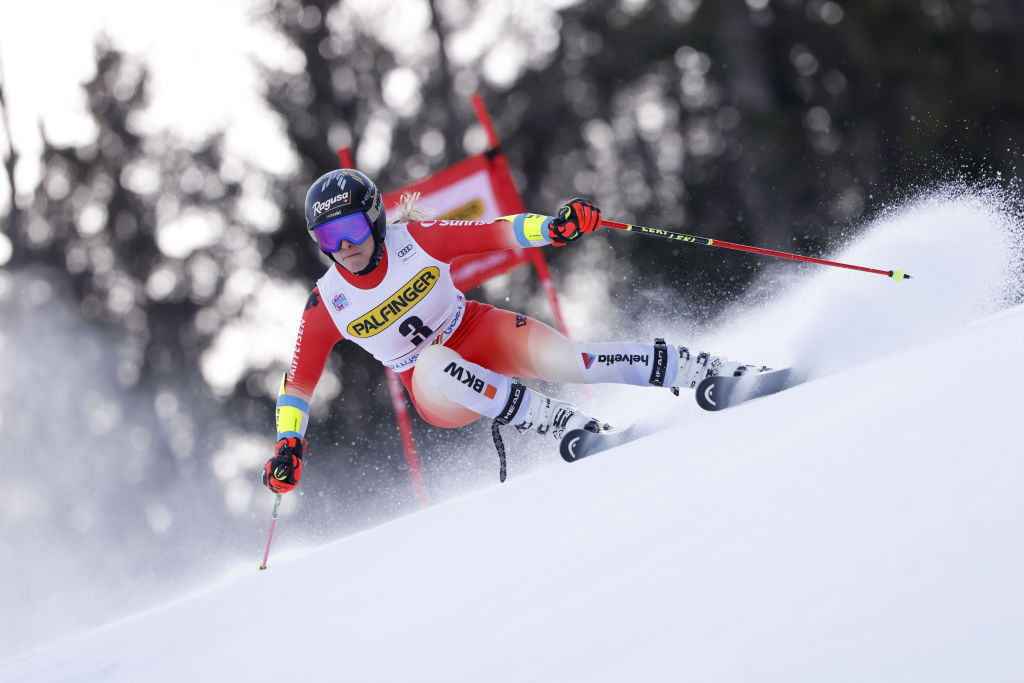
<box><xmin>1</xmin><ymin>0</ymin><xmax>1023</xmax><ymax>650</ymax></box>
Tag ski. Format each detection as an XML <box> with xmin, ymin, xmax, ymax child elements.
<box><xmin>695</xmin><ymin>367</ymin><xmax>802</xmax><ymax>411</ymax></box>
<box><xmin>560</xmin><ymin>426</ymin><xmax>641</xmax><ymax>462</ymax></box>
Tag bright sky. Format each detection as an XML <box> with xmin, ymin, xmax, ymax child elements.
<box><xmin>0</xmin><ymin>0</ymin><xmax>583</xmax><ymax>266</ymax></box>
<box><xmin>0</xmin><ymin>0</ymin><xmax>575</xmax><ymax>210</ymax></box>
<box><xmin>0</xmin><ymin>0</ymin><xmax>586</xmax><ymax>373</ymax></box>
<box><xmin>0</xmin><ymin>0</ymin><xmax>296</xmax><ymax>202</ymax></box>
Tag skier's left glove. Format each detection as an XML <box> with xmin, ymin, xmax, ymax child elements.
<box><xmin>548</xmin><ymin>198</ymin><xmax>601</xmax><ymax>246</ymax></box>
<box><xmin>262</xmin><ymin>437</ymin><xmax>307</xmax><ymax>494</ymax></box>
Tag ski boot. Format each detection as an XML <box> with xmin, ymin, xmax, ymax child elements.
<box><xmin>671</xmin><ymin>346</ymin><xmax>771</xmax><ymax>391</ymax></box>
<box><xmin>490</xmin><ymin>389</ymin><xmax>610</xmax><ymax>482</ymax></box>
<box><xmin>514</xmin><ymin>395</ymin><xmax>607</xmax><ymax>440</ymax></box>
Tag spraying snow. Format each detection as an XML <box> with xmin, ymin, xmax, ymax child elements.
<box><xmin>708</xmin><ymin>185</ymin><xmax>1024</xmax><ymax>377</ymax></box>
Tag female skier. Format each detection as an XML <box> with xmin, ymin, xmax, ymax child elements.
<box><xmin>263</xmin><ymin>168</ymin><xmax>759</xmax><ymax>493</ymax></box>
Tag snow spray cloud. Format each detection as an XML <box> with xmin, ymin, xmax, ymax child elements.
<box><xmin>573</xmin><ymin>181</ymin><xmax>1024</xmax><ymax>428</ymax></box>
<box><xmin>0</xmin><ymin>269</ymin><xmax>258</xmax><ymax>658</ymax></box>
<box><xmin>711</xmin><ymin>183</ymin><xmax>1024</xmax><ymax>377</ymax></box>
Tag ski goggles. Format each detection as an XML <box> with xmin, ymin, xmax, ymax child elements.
<box><xmin>312</xmin><ymin>212</ymin><xmax>373</xmax><ymax>252</ymax></box>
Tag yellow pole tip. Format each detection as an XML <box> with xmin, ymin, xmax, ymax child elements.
<box><xmin>891</xmin><ymin>269</ymin><xmax>906</xmax><ymax>282</ymax></box>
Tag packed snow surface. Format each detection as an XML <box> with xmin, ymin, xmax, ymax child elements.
<box><xmin>3</xmin><ymin>188</ymin><xmax>1023</xmax><ymax>682</ymax></box>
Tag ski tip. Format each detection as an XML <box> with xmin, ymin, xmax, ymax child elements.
<box><xmin>559</xmin><ymin>425</ymin><xmax>640</xmax><ymax>463</ymax></box>
<box><xmin>695</xmin><ymin>366</ymin><xmax>799</xmax><ymax>411</ymax></box>
<box><xmin>560</xmin><ymin>429</ymin><xmax>587</xmax><ymax>463</ymax></box>
<box><xmin>695</xmin><ymin>376</ymin><xmax>727</xmax><ymax>411</ymax></box>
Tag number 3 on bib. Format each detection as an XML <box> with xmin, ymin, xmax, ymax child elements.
<box><xmin>399</xmin><ymin>316</ymin><xmax>433</xmax><ymax>346</ymax></box>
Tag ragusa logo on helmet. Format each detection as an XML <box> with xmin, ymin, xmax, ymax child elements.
<box><xmin>312</xmin><ymin>191</ymin><xmax>351</xmax><ymax>217</ymax></box>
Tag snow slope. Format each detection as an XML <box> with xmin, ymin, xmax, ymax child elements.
<box><xmin>3</xmin><ymin>188</ymin><xmax>1024</xmax><ymax>682</ymax></box>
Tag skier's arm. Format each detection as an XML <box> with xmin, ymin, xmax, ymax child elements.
<box><xmin>408</xmin><ymin>198</ymin><xmax>602</xmax><ymax>262</ymax></box>
<box><xmin>277</xmin><ymin>288</ymin><xmax>341</xmax><ymax>434</ymax></box>
<box><xmin>264</xmin><ymin>288</ymin><xmax>342</xmax><ymax>493</ymax></box>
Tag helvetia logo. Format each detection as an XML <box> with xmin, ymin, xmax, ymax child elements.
<box><xmin>581</xmin><ymin>352</ymin><xmax>650</xmax><ymax>369</ymax></box>
<box><xmin>347</xmin><ymin>267</ymin><xmax>439</xmax><ymax>338</ymax></box>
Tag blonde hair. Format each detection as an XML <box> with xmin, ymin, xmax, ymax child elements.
<box><xmin>388</xmin><ymin>192</ymin><xmax>433</xmax><ymax>224</ymax></box>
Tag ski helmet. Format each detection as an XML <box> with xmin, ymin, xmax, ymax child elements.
<box><xmin>304</xmin><ymin>169</ymin><xmax>387</xmax><ymax>273</ymax></box>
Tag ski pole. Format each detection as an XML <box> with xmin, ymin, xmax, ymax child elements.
<box><xmin>599</xmin><ymin>218</ymin><xmax>912</xmax><ymax>281</ymax></box>
<box><xmin>258</xmin><ymin>493</ymin><xmax>283</xmax><ymax>571</ymax></box>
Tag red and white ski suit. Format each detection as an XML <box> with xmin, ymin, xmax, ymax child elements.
<box><xmin>274</xmin><ymin>216</ymin><xmax>671</xmax><ymax>439</ymax></box>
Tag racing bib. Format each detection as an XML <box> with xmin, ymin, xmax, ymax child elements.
<box><xmin>317</xmin><ymin>224</ymin><xmax>465</xmax><ymax>370</ymax></box>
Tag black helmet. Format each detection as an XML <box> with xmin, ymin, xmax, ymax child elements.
<box><xmin>304</xmin><ymin>169</ymin><xmax>387</xmax><ymax>273</ymax></box>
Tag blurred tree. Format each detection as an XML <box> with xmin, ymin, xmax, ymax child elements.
<box><xmin>1</xmin><ymin>42</ymin><xmax>262</xmax><ymax>548</ymax></box>
<box><xmin>0</xmin><ymin>55</ymin><xmax>19</xmax><ymax>246</ymax></box>
<box><xmin>481</xmin><ymin>0</ymin><xmax>1024</xmax><ymax>308</ymax></box>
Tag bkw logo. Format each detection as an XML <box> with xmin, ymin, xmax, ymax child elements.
<box><xmin>443</xmin><ymin>361</ymin><xmax>497</xmax><ymax>398</ymax></box>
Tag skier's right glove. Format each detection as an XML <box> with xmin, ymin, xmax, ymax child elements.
<box><xmin>548</xmin><ymin>198</ymin><xmax>601</xmax><ymax>246</ymax></box>
<box><xmin>262</xmin><ymin>437</ymin><xmax>307</xmax><ymax>493</ymax></box>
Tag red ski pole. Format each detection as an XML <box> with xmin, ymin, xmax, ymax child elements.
<box><xmin>599</xmin><ymin>218</ymin><xmax>911</xmax><ymax>281</ymax></box>
<box><xmin>258</xmin><ymin>493</ymin><xmax>283</xmax><ymax>571</ymax></box>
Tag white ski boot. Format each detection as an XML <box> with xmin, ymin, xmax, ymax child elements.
<box><xmin>490</xmin><ymin>387</ymin><xmax>610</xmax><ymax>482</ymax></box>
<box><xmin>672</xmin><ymin>346</ymin><xmax>770</xmax><ymax>390</ymax></box>
<box><xmin>514</xmin><ymin>395</ymin><xmax>607</xmax><ymax>440</ymax></box>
